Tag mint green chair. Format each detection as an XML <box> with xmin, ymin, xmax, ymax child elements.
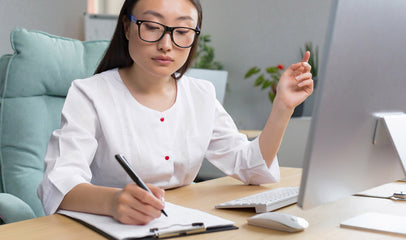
<box><xmin>0</xmin><ymin>28</ymin><xmax>109</xmax><ymax>224</ymax></box>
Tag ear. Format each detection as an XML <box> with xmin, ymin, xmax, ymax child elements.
<box><xmin>122</xmin><ymin>15</ymin><xmax>130</xmax><ymax>40</ymax></box>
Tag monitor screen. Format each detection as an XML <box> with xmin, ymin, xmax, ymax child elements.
<box><xmin>297</xmin><ymin>0</ymin><xmax>406</xmax><ymax>209</ymax></box>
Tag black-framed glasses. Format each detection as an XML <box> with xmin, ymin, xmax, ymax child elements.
<box><xmin>129</xmin><ymin>15</ymin><xmax>201</xmax><ymax>48</ymax></box>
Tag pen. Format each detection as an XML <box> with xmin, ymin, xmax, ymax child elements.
<box><xmin>115</xmin><ymin>154</ymin><xmax>168</xmax><ymax>217</ymax></box>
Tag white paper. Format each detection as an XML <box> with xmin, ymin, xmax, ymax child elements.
<box><xmin>354</xmin><ymin>182</ymin><xmax>406</xmax><ymax>198</ymax></box>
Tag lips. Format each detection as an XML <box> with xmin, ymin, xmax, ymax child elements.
<box><xmin>152</xmin><ymin>55</ymin><xmax>174</xmax><ymax>64</ymax></box>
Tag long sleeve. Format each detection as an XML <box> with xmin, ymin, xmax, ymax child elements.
<box><xmin>37</xmin><ymin>81</ymin><xmax>100</xmax><ymax>215</ymax></box>
<box><xmin>205</xmin><ymin>100</ymin><xmax>280</xmax><ymax>185</ymax></box>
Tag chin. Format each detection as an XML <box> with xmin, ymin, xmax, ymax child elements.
<box><xmin>150</xmin><ymin>66</ymin><xmax>179</xmax><ymax>78</ymax></box>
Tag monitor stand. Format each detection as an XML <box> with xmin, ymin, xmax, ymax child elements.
<box><xmin>373</xmin><ymin>112</ymin><xmax>406</xmax><ymax>177</ymax></box>
<box><xmin>341</xmin><ymin>112</ymin><xmax>406</xmax><ymax>234</ymax></box>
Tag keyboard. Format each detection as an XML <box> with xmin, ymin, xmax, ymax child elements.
<box><xmin>215</xmin><ymin>186</ymin><xmax>299</xmax><ymax>213</ymax></box>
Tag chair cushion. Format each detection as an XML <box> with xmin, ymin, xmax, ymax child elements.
<box><xmin>0</xmin><ymin>28</ymin><xmax>109</xmax><ymax>217</ymax></box>
<box><xmin>0</xmin><ymin>193</ymin><xmax>36</xmax><ymax>224</ymax></box>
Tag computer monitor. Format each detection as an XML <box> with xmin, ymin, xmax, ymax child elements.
<box><xmin>297</xmin><ymin>0</ymin><xmax>406</xmax><ymax>209</ymax></box>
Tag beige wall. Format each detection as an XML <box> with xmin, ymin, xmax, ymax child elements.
<box><xmin>0</xmin><ymin>0</ymin><xmax>86</xmax><ymax>56</ymax></box>
<box><xmin>88</xmin><ymin>0</ymin><xmax>124</xmax><ymax>15</ymax></box>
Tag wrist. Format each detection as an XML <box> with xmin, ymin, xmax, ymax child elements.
<box><xmin>272</xmin><ymin>97</ymin><xmax>294</xmax><ymax>116</ymax></box>
<box><xmin>105</xmin><ymin>188</ymin><xmax>122</xmax><ymax>217</ymax></box>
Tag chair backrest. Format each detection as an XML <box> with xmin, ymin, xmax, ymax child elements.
<box><xmin>0</xmin><ymin>28</ymin><xmax>109</xmax><ymax>217</ymax></box>
<box><xmin>185</xmin><ymin>68</ymin><xmax>228</xmax><ymax>105</ymax></box>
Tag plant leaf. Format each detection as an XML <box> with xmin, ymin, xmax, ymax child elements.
<box><xmin>203</xmin><ymin>35</ymin><xmax>211</xmax><ymax>42</ymax></box>
<box><xmin>266</xmin><ymin>66</ymin><xmax>278</xmax><ymax>74</ymax></box>
<box><xmin>213</xmin><ymin>61</ymin><xmax>224</xmax><ymax>70</ymax></box>
<box><xmin>254</xmin><ymin>74</ymin><xmax>265</xmax><ymax>87</ymax></box>
<box><xmin>244</xmin><ymin>67</ymin><xmax>261</xmax><ymax>78</ymax></box>
<box><xmin>191</xmin><ymin>34</ymin><xmax>224</xmax><ymax>70</ymax></box>
<box><xmin>261</xmin><ymin>80</ymin><xmax>272</xmax><ymax>90</ymax></box>
<box><xmin>271</xmin><ymin>75</ymin><xmax>279</xmax><ymax>82</ymax></box>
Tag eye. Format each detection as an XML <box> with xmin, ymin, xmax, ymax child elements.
<box><xmin>144</xmin><ymin>22</ymin><xmax>161</xmax><ymax>31</ymax></box>
<box><xmin>175</xmin><ymin>28</ymin><xmax>191</xmax><ymax>35</ymax></box>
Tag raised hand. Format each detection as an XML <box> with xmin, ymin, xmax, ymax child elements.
<box><xmin>274</xmin><ymin>51</ymin><xmax>313</xmax><ymax>111</ymax></box>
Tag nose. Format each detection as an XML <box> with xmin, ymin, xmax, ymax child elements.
<box><xmin>157</xmin><ymin>32</ymin><xmax>173</xmax><ymax>52</ymax></box>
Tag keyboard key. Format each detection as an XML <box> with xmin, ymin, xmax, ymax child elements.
<box><xmin>215</xmin><ymin>187</ymin><xmax>299</xmax><ymax>213</ymax></box>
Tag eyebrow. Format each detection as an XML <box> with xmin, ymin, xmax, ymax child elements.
<box><xmin>142</xmin><ymin>10</ymin><xmax>195</xmax><ymax>22</ymax></box>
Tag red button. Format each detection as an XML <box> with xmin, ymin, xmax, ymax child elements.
<box><xmin>160</xmin><ymin>117</ymin><xmax>165</xmax><ymax>122</ymax></box>
<box><xmin>165</xmin><ymin>156</ymin><xmax>170</xmax><ymax>161</ymax></box>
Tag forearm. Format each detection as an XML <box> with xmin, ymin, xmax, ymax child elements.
<box><xmin>59</xmin><ymin>183</ymin><xmax>120</xmax><ymax>216</ymax></box>
<box><xmin>259</xmin><ymin>97</ymin><xmax>294</xmax><ymax>167</ymax></box>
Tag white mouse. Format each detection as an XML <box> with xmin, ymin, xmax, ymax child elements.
<box><xmin>247</xmin><ymin>212</ymin><xmax>309</xmax><ymax>232</ymax></box>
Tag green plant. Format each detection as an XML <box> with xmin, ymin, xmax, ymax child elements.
<box><xmin>244</xmin><ymin>42</ymin><xmax>320</xmax><ymax>103</ymax></box>
<box><xmin>244</xmin><ymin>64</ymin><xmax>284</xmax><ymax>102</ymax></box>
<box><xmin>192</xmin><ymin>34</ymin><xmax>224</xmax><ymax>70</ymax></box>
<box><xmin>300</xmin><ymin>42</ymin><xmax>319</xmax><ymax>78</ymax></box>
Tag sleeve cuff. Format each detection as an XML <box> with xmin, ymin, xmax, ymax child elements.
<box><xmin>237</xmin><ymin>137</ymin><xmax>281</xmax><ymax>185</ymax></box>
<box><xmin>38</xmin><ymin>175</ymin><xmax>88</xmax><ymax>215</ymax></box>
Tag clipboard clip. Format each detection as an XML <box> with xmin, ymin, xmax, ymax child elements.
<box><xmin>391</xmin><ymin>191</ymin><xmax>406</xmax><ymax>201</ymax></box>
<box><xmin>150</xmin><ymin>222</ymin><xmax>206</xmax><ymax>238</ymax></box>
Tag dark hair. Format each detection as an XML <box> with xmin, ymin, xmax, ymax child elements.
<box><xmin>94</xmin><ymin>0</ymin><xmax>202</xmax><ymax>80</ymax></box>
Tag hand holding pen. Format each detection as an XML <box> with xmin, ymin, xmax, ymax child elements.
<box><xmin>113</xmin><ymin>154</ymin><xmax>167</xmax><ymax>225</ymax></box>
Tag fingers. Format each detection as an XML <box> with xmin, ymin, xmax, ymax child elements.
<box><xmin>296</xmin><ymin>72</ymin><xmax>313</xmax><ymax>88</ymax></box>
<box><xmin>286</xmin><ymin>52</ymin><xmax>311</xmax><ymax>77</ymax></box>
<box><xmin>301</xmin><ymin>50</ymin><xmax>310</xmax><ymax>62</ymax></box>
<box><xmin>148</xmin><ymin>183</ymin><xmax>165</xmax><ymax>200</ymax></box>
<box><xmin>127</xmin><ymin>184</ymin><xmax>165</xmax><ymax>211</ymax></box>
<box><xmin>291</xmin><ymin>61</ymin><xmax>311</xmax><ymax>73</ymax></box>
<box><xmin>116</xmin><ymin>201</ymin><xmax>156</xmax><ymax>225</ymax></box>
<box><xmin>297</xmin><ymin>78</ymin><xmax>314</xmax><ymax>89</ymax></box>
<box><xmin>113</xmin><ymin>184</ymin><xmax>165</xmax><ymax>225</ymax></box>
<box><xmin>295</xmin><ymin>72</ymin><xmax>312</xmax><ymax>82</ymax></box>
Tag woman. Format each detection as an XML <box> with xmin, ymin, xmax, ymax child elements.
<box><xmin>38</xmin><ymin>0</ymin><xmax>313</xmax><ymax>225</ymax></box>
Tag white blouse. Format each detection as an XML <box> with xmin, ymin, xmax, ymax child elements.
<box><xmin>38</xmin><ymin>69</ymin><xmax>280</xmax><ymax>215</ymax></box>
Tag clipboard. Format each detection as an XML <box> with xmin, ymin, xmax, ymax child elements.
<box><xmin>58</xmin><ymin>202</ymin><xmax>237</xmax><ymax>239</ymax></box>
<box><xmin>148</xmin><ymin>222</ymin><xmax>238</xmax><ymax>239</ymax></box>
<box><xmin>354</xmin><ymin>182</ymin><xmax>406</xmax><ymax>199</ymax></box>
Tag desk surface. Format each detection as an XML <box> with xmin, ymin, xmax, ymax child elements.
<box><xmin>239</xmin><ymin>129</ymin><xmax>261</xmax><ymax>139</ymax></box>
<box><xmin>1</xmin><ymin>167</ymin><xmax>406</xmax><ymax>240</ymax></box>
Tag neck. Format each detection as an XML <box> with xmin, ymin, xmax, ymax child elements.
<box><xmin>118</xmin><ymin>66</ymin><xmax>178</xmax><ymax>112</ymax></box>
<box><xmin>119</xmin><ymin>66</ymin><xmax>174</xmax><ymax>94</ymax></box>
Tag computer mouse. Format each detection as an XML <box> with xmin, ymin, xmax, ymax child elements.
<box><xmin>247</xmin><ymin>212</ymin><xmax>309</xmax><ymax>232</ymax></box>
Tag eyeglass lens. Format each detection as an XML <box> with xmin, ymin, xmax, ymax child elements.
<box><xmin>139</xmin><ymin>21</ymin><xmax>197</xmax><ymax>48</ymax></box>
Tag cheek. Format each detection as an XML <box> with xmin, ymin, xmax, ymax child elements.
<box><xmin>127</xmin><ymin>32</ymin><xmax>146</xmax><ymax>60</ymax></box>
<box><xmin>176</xmin><ymin>49</ymin><xmax>191</xmax><ymax>68</ymax></box>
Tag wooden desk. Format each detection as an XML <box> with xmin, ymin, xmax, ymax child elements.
<box><xmin>1</xmin><ymin>167</ymin><xmax>406</xmax><ymax>240</ymax></box>
<box><xmin>238</xmin><ymin>129</ymin><xmax>261</xmax><ymax>139</ymax></box>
